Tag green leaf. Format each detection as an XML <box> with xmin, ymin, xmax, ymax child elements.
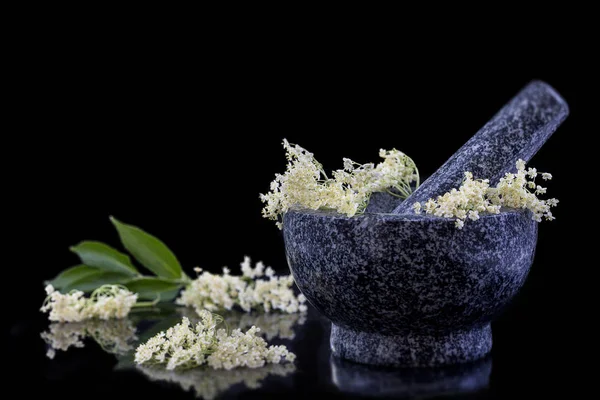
<box><xmin>152</xmin><ymin>288</ymin><xmax>180</xmax><ymax>302</ymax></box>
<box><xmin>47</xmin><ymin>265</ymin><xmax>100</xmax><ymax>290</ymax></box>
<box><xmin>110</xmin><ymin>217</ymin><xmax>183</xmax><ymax>279</ymax></box>
<box><xmin>70</xmin><ymin>241</ymin><xmax>139</xmax><ymax>276</ymax></box>
<box><xmin>124</xmin><ymin>277</ymin><xmax>183</xmax><ymax>301</ymax></box>
<box><xmin>65</xmin><ymin>270</ymin><xmax>131</xmax><ymax>292</ymax></box>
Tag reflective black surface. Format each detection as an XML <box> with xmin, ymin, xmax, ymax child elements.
<box><xmin>8</xmin><ymin>300</ymin><xmax>584</xmax><ymax>399</ymax></box>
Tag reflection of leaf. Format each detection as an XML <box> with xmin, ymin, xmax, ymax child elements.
<box><xmin>114</xmin><ymin>353</ymin><xmax>137</xmax><ymax>371</ymax></box>
<box><xmin>137</xmin><ymin>363</ymin><xmax>295</xmax><ymax>400</ymax></box>
<box><xmin>136</xmin><ymin>315</ymin><xmax>183</xmax><ymax>344</ymax></box>
<box><xmin>127</xmin><ymin>303</ymin><xmax>181</xmax><ymax>325</ymax></box>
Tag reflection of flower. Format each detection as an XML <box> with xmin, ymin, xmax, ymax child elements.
<box><xmin>177</xmin><ymin>307</ymin><xmax>307</xmax><ymax>340</ymax></box>
<box><xmin>138</xmin><ymin>363</ymin><xmax>295</xmax><ymax>400</ymax></box>
<box><xmin>41</xmin><ymin>319</ymin><xmax>137</xmax><ymax>358</ymax></box>
<box><xmin>40</xmin><ymin>323</ymin><xmax>86</xmax><ymax>359</ymax></box>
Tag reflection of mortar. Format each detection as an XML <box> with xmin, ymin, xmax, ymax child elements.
<box><xmin>284</xmin><ymin>197</ymin><xmax>537</xmax><ymax>367</ymax></box>
<box><xmin>331</xmin><ymin>354</ymin><xmax>491</xmax><ymax>398</ymax></box>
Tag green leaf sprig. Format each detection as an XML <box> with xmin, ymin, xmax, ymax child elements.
<box><xmin>47</xmin><ymin>217</ymin><xmax>190</xmax><ymax>302</ymax></box>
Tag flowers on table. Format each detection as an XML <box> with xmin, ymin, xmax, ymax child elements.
<box><xmin>135</xmin><ymin>311</ymin><xmax>296</xmax><ymax>371</ymax></box>
<box><xmin>177</xmin><ymin>256</ymin><xmax>307</xmax><ymax>315</ymax></box>
<box><xmin>41</xmin><ymin>284</ymin><xmax>138</xmax><ymax>322</ymax></box>
<box><xmin>413</xmin><ymin>160</ymin><xmax>558</xmax><ymax>228</ymax></box>
<box><xmin>261</xmin><ymin>139</ymin><xmax>419</xmax><ymax>228</ymax></box>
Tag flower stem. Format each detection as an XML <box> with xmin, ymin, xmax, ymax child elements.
<box><xmin>132</xmin><ymin>297</ymin><xmax>161</xmax><ymax>308</ymax></box>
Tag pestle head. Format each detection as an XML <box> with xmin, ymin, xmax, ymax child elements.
<box><xmin>392</xmin><ymin>80</ymin><xmax>569</xmax><ymax>214</ymax></box>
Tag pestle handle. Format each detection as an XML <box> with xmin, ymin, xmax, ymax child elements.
<box><xmin>392</xmin><ymin>80</ymin><xmax>569</xmax><ymax>214</ymax></box>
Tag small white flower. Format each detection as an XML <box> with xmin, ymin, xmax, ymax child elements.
<box><xmin>468</xmin><ymin>210</ymin><xmax>480</xmax><ymax>221</ymax></box>
<box><xmin>542</xmin><ymin>173</ymin><xmax>552</xmax><ymax>180</ymax></box>
<box><xmin>527</xmin><ymin>167</ymin><xmax>538</xmax><ymax>178</ymax></box>
<box><xmin>413</xmin><ymin>202</ymin><xmax>422</xmax><ymax>214</ymax></box>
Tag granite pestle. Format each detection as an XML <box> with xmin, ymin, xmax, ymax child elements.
<box><xmin>393</xmin><ymin>80</ymin><xmax>569</xmax><ymax>214</ymax></box>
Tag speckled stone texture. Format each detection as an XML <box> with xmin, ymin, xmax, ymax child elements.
<box><xmin>331</xmin><ymin>355</ymin><xmax>491</xmax><ymax>397</ymax></box>
<box><xmin>284</xmin><ymin>204</ymin><xmax>537</xmax><ymax>367</ymax></box>
<box><xmin>331</xmin><ymin>324</ymin><xmax>491</xmax><ymax>367</ymax></box>
<box><xmin>393</xmin><ymin>80</ymin><xmax>568</xmax><ymax>214</ymax></box>
<box><xmin>364</xmin><ymin>191</ymin><xmax>405</xmax><ymax>213</ymax></box>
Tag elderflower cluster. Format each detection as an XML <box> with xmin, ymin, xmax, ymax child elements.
<box><xmin>413</xmin><ymin>160</ymin><xmax>558</xmax><ymax>228</ymax></box>
<box><xmin>177</xmin><ymin>256</ymin><xmax>307</xmax><ymax>315</ymax></box>
<box><xmin>261</xmin><ymin>140</ymin><xmax>419</xmax><ymax>228</ymax></box>
<box><xmin>135</xmin><ymin>312</ymin><xmax>296</xmax><ymax>371</ymax></box>
<box><xmin>41</xmin><ymin>284</ymin><xmax>138</xmax><ymax>323</ymax></box>
<box><xmin>41</xmin><ymin>318</ymin><xmax>137</xmax><ymax>359</ymax></box>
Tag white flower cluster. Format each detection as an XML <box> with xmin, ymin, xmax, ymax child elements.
<box><xmin>177</xmin><ymin>256</ymin><xmax>307</xmax><ymax>315</ymax></box>
<box><xmin>261</xmin><ymin>140</ymin><xmax>419</xmax><ymax>228</ymax></box>
<box><xmin>41</xmin><ymin>318</ymin><xmax>137</xmax><ymax>359</ymax></box>
<box><xmin>413</xmin><ymin>160</ymin><xmax>558</xmax><ymax>228</ymax></box>
<box><xmin>41</xmin><ymin>284</ymin><xmax>138</xmax><ymax>322</ymax></box>
<box><xmin>134</xmin><ymin>312</ymin><xmax>296</xmax><ymax>371</ymax></box>
<box><xmin>137</xmin><ymin>363</ymin><xmax>295</xmax><ymax>400</ymax></box>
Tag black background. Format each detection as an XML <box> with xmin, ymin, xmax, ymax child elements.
<box><xmin>7</xmin><ymin>31</ymin><xmax>594</xmax><ymax>398</ymax></box>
